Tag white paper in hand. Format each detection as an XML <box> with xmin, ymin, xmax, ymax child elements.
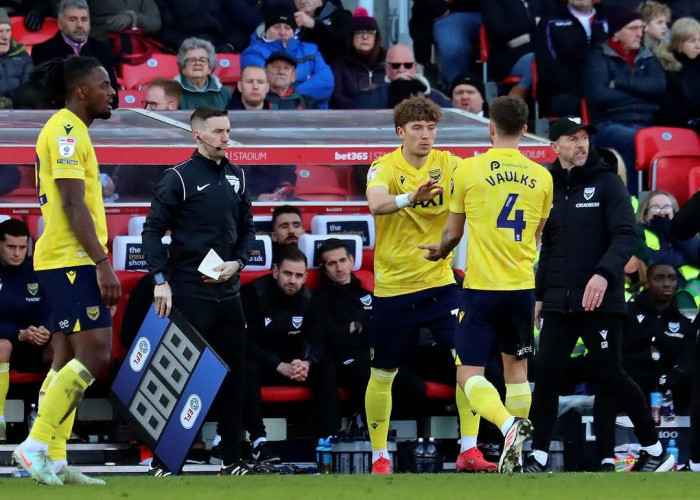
<box><xmin>198</xmin><ymin>248</ymin><xmax>224</xmax><ymax>280</ymax></box>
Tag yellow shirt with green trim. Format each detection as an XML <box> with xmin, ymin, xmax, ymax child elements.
<box><xmin>450</xmin><ymin>148</ymin><xmax>553</xmax><ymax>290</ymax></box>
<box><xmin>33</xmin><ymin>108</ymin><xmax>107</xmax><ymax>271</ymax></box>
<box><xmin>367</xmin><ymin>147</ymin><xmax>460</xmax><ymax>297</ymax></box>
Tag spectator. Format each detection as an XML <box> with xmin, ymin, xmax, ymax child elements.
<box><xmin>154</xmin><ymin>0</ymin><xmax>229</xmax><ymax>53</ymax></box>
<box><xmin>409</xmin><ymin>0</ymin><xmax>482</xmax><ymax>90</ymax></box>
<box><xmin>313</xmin><ymin>238</ymin><xmax>426</xmax><ymax>417</ymax></box>
<box><xmin>87</xmin><ymin>0</ymin><xmax>161</xmax><ymax>45</ymax></box>
<box><xmin>534</xmin><ymin>0</ymin><xmax>608</xmax><ymax>117</ymax></box>
<box><xmin>0</xmin><ymin>8</ymin><xmax>33</xmax><ymax>109</ymax></box>
<box><xmin>241</xmin><ymin>6</ymin><xmax>334</xmax><ymax>109</ymax></box>
<box><xmin>294</xmin><ymin>0</ymin><xmax>352</xmax><ymax>64</ymax></box>
<box><xmin>227</xmin><ymin>65</ymin><xmax>269</xmax><ymax>111</ymax></box>
<box><xmin>264</xmin><ymin>51</ymin><xmax>312</xmax><ymax>109</ymax></box>
<box><xmin>0</xmin><ymin>219</ymin><xmax>52</xmax><ymax>442</ymax></box>
<box><xmin>584</xmin><ymin>8</ymin><xmax>666</xmax><ymax>196</ymax></box>
<box><xmin>31</xmin><ymin>0</ymin><xmax>118</xmax><ymax>108</ymax></box>
<box><xmin>225</xmin><ymin>0</ymin><xmax>294</xmax><ymax>53</ymax></box>
<box><xmin>636</xmin><ymin>190</ymin><xmax>699</xmax><ymax>281</ymax></box>
<box><xmin>622</xmin><ymin>262</ymin><xmax>695</xmax><ymax>410</ymax></box>
<box><xmin>330</xmin><ymin>12</ymin><xmax>387</xmax><ymax>109</ymax></box>
<box><xmin>481</xmin><ymin>0</ymin><xmax>543</xmax><ymax>100</ymax></box>
<box><xmin>143</xmin><ymin>77</ymin><xmax>180</xmax><ymax>111</ymax></box>
<box><xmin>242</xmin><ymin>246</ymin><xmax>341</xmax><ymax>463</ymax></box>
<box><xmin>638</xmin><ymin>1</ymin><xmax>671</xmax><ymax>49</ymax></box>
<box><xmin>654</xmin><ymin>17</ymin><xmax>700</xmax><ymax>127</ymax></box>
<box><xmin>174</xmin><ymin>37</ymin><xmax>231</xmax><ymax>110</ymax></box>
<box><xmin>450</xmin><ymin>73</ymin><xmax>487</xmax><ymax>116</ymax></box>
<box><xmin>384</xmin><ymin>44</ymin><xmax>451</xmax><ymax>108</ymax></box>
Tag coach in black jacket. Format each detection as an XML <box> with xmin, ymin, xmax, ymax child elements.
<box><xmin>525</xmin><ymin>117</ymin><xmax>673</xmax><ymax>473</ymax></box>
<box><xmin>142</xmin><ymin>107</ymin><xmax>255</xmax><ymax>475</ymax></box>
<box><xmin>242</xmin><ymin>246</ymin><xmax>341</xmax><ymax>461</ymax></box>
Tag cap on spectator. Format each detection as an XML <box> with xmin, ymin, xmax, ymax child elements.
<box><xmin>607</xmin><ymin>9</ymin><xmax>643</xmax><ymax>36</ymax></box>
<box><xmin>352</xmin><ymin>14</ymin><xmax>379</xmax><ymax>32</ymax></box>
<box><xmin>450</xmin><ymin>74</ymin><xmax>485</xmax><ymax>99</ymax></box>
<box><xmin>266</xmin><ymin>51</ymin><xmax>297</xmax><ymax>68</ymax></box>
<box><xmin>266</xmin><ymin>6</ymin><xmax>297</xmax><ymax>31</ymax></box>
<box><xmin>549</xmin><ymin>116</ymin><xmax>596</xmax><ymax>141</ymax></box>
<box><xmin>0</xmin><ymin>8</ymin><xmax>10</xmax><ymax>27</ymax></box>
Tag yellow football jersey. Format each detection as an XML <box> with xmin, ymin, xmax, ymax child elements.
<box><xmin>450</xmin><ymin>148</ymin><xmax>553</xmax><ymax>290</ymax></box>
<box><xmin>33</xmin><ymin>108</ymin><xmax>107</xmax><ymax>271</ymax></box>
<box><xmin>367</xmin><ymin>147</ymin><xmax>460</xmax><ymax>297</ymax></box>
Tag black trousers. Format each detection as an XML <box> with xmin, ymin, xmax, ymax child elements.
<box><xmin>530</xmin><ymin>312</ymin><xmax>657</xmax><ymax>460</ymax></box>
<box><xmin>243</xmin><ymin>355</ymin><xmax>341</xmax><ymax>440</ymax></box>
<box><xmin>174</xmin><ymin>295</ymin><xmax>246</xmax><ymax>464</ymax></box>
<box><xmin>691</xmin><ymin>334</ymin><xmax>700</xmax><ymax>463</ymax></box>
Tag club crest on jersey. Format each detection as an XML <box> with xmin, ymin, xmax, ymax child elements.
<box><xmin>360</xmin><ymin>294</ymin><xmax>372</xmax><ymax>307</ymax></box>
<box><xmin>225</xmin><ymin>174</ymin><xmax>240</xmax><ymax>193</ymax></box>
<box><xmin>668</xmin><ymin>322</ymin><xmax>680</xmax><ymax>333</ymax></box>
<box><xmin>58</xmin><ymin>137</ymin><xmax>76</xmax><ymax>158</ymax></box>
<box><xmin>292</xmin><ymin>316</ymin><xmax>303</xmax><ymax>329</ymax></box>
<box><xmin>428</xmin><ymin>168</ymin><xmax>441</xmax><ymax>181</ymax></box>
<box><xmin>584</xmin><ymin>187</ymin><xmax>595</xmax><ymax>200</ymax></box>
<box><xmin>367</xmin><ymin>166</ymin><xmax>378</xmax><ymax>182</ymax></box>
<box><xmin>86</xmin><ymin>306</ymin><xmax>100</xmax><ymax>321</ymax></box>
<box><xmin>27</xmin><ymin>282</ymin><xmax>39</xmax><ymax>296</ymax></box>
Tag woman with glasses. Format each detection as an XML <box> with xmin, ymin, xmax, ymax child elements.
<box><xmin>330</xmin><ymin>13</ymin><xmax>387</xmax><ymax>109</ymax></box>
<box><xmin>636</xmin><ymin>190</ymin><xmax>700</xmax><ymax>285</ymax></box>
<box><xmin>174</xmin><ymin>37</ymin><xmax>231</xmax><ymax>110</ymax></box>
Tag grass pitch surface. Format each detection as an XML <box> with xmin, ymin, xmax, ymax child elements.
<box><xmin>1</xmin><ymin>472</ymin><xmax>698</xmax><ymax>500</ymax></box>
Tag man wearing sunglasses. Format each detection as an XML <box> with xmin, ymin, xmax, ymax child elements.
<box><xmin>384</xmin><ymin>44</ymin><xmax>451</xmax><ymax>108</ymax></box>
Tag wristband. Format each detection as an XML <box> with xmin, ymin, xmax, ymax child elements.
<box><xmin>396</xmin><ymin>193</ymin><xmax>412</xmax><ymax>209</ymax></box>
<box><xmin>95</xmin><ymin>257</ymin><xmax>109</xmax><ymax>266</ymax></box>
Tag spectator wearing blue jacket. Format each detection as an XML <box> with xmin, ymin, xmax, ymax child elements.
<box><xmin>583</xmin><ymin>9</ymin><xmax>666</xmax><ymax>195</ymax></box>
<box><xmin>241</xmin><ymin>6</ymin><xmax>334</xmax><ymax>109</ymax></box>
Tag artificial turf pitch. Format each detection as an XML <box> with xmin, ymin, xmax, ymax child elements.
<box><xmin>1</xmin><ymin>473</ymin><xmax>699</xmax><ymax>500</ymax></box>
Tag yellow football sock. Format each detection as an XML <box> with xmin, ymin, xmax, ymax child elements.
<box><xmin>365</xmin><ymin>368</ymin><xmax>397</xmax><ymax>450</ymax></box>
<box><xmin>38</xmin><ymin>368</ymin><xmax>57</xmax><ymax>410</ymax></box>
<box><xmin>456</xmin><ymin>382</ymin><xmax>480</xmax><ymax>441</ymax></box>
<box><xmin>0</xmin><ymin>363</ymin><xmax>9</xmax><ymax>417</ymax></box>
<box><xmin>464</xmin><ymin>375</ymin><xmax>512</xmax><ymax>430</ymax></box>
<box><xmin>48</xmin><ymin>408</ymin><xmax>76</xmax><ymax>462</ymax></box>
<box><xmin>505</xmin><ymin>382</ymin><xmax>531</xmax><ymax>418</ymax></box>
<box><xmin>29</xmin><ymin>359</ymin><xmax>93</xmax><ymax>444</ymax></box>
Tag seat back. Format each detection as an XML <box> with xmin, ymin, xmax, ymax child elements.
<box><xmin>213</xmin><ymin>53</ymin><xmax>241</xmax><ymax>85</ymax></box>
<box><xmin>635</xmin><ymin>127</ymin><xmax>700</xmax><ymax>192</ymax></box>
<box><xmin>9</xmin><ymin>16</ymin><xmax>58</xmax><ymax>50</ymax></box>
<box><xmin>294</xmin><ymin>164</ymin><xmax>352</xmax><ymax>201</ymax></box>
<box><xmin>120</xmin><ymin>54</ymin><xmax>179</xmax><ymax>90</ymax></box>
<box><xmin>653</xmin><ymin>153</ymin><xmax>700</xmax><ymax>205</ymax></box>
<box><xmin>118</xmin><ymin>88</ymin><xmax>147</xmax><ymax>108</ymax></box>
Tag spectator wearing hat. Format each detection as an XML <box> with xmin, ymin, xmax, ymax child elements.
<box><xmin>174</xmin><ymin>37</ymin><xmax>231</xmax><ymax>110</ymax></box>
<box><xmin>264</xmin><ymin>51</ymin><xmax>314</xmax><ymax>109</ymax></box>
<box><xmin>534</xmin><ymin>0</ymin><xmax>608</xmax><ymax>118</ymax></box>
<box><xmin>241</xmin><ymin>6</ymin><xmax>334</xmax><ymax>109</ymax></box>
<box><xmin>330</xmin><ymin>12</ymin><xmax>387</xmax><ymax>109</ymax></box>
<box><xmin>450</xmin><ymin>74</ymin><xmax>487</xmax><ymax>116</ymax></box>
<box><xmin>294</xmin><ymin>0</ymin><xmax>352</xmax><ymax>64</ymax></box>
<box><xmin>583</xmin><ymin>8</ymin><xmax>666</xmax><ymax>196</ymax></box>
<box><xmin>0</xmin><ymin>8</ymin><xmax>33</xmax><ymax>109</ymax></box>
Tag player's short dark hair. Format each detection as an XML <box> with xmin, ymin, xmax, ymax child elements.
<box><xmin>41</xmin><ymin>56</ymin><xmax>103</xmax><ymax>107</ymax></box>
<box><xmin>393</xmin><ymin>95</ymin><xmax>442</xmax><ymax>130</ymax></box>
<box><xmin>0</xmin><ymin>218</ymin><xmax>30</xmax><ymax>241</ymax></box>
<box><xmin>647</xmin><ymin>261</ymin><xmax>677</xmax><ymax>277</ymax></box>
<box><xmin>271</xmin><ymin>204</ymin><xmax>302</xmax><ymax>229</ymax></box>
<box><xmin>319</xmin><ymin>238</ymin><xmax>351</xmax><ymax>262</ymax></box>
<box><xmin>275</xmin><ymin>245</ymin><xmax>307</xmax><ymax>268</ymax></box>
<box><xmin>146</xmin><ymin>77</ymin><xmax>182</xmax><ymax>100</ymax></box>
<box><xmin>190</xmin><ymin>106</ymin><xmax>228</xmax><ymax>127</ymax></box>
<box><xmin>489</xmin><ymin>96</ymin><xmax>529</xmax><ymax>137</ymax></box>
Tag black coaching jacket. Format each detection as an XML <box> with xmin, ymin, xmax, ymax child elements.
<box><xmin>143</xmin><ymin>150</ymin><xmax>255</xmax><ymax>301</ymax></box>
<box><xmin>535</xmin><ymin>147</ymin><xmax>636</xmax><ymax>315</ymax></box>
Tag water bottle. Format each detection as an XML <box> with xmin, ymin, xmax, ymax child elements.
<box><xmin>414</xmin><ymin>437</ymin><xmax>425</xmax><ymax>457</ymax></box>
<box><xmin>650</xmin><ymin>391</ymin><xmax>662</xmax><ymax>426</ymax></box>
<box><xmin>321</xmin><ymin>438</ymin><xmax>333</xmax><ymax>474</ymax></box>
<box><xmin>667</xmin><ymin>439</ymin><xmax>679</xmax><ymax>470</ymax></box>
<box><xmin>661</xmin><ymin>389</ymin><xmax>675</xmax><ymax>422</ymax></box>
<box><xmin>27</xmin><ymin>403</ymin><xmax>37</xmax><ymax>432</ymax></box>
<box><xmin>425</xmin><ymin>437</ymin><xmax>437</xmax><ymax>457</ymax></box>
<box><xmin>316</xmin><ymin>438</ymin><xmax>324</xmax><ymax>473</ymax></box>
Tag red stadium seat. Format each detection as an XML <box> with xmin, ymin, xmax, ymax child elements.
<box><xmin>213</xmin><ymin>53</ymin><xmax>241</xmax><ymax>85</ymax></box>
<box><xmin>9</xmin><ymin>370</ymin><xmax>46</xmax><ymax>385</ymax></box>
<box><xmin>261</xmin><ymin>386</ymin><xmax>313</xmax><ymax>403</ymax></box>
<box><xmin>425</xmin><ymin>381</ymin><xmax>455</xmax><ymax>400</ymax></box>
<box><xmin>118</xmin><ymin>89</ymin><xmax>147</xmax><ymax>108</ymax></box>
<box><xmin>294</xmin><ymin>165</ymin><xmax>352</xmax><ymax>201</ymax></box>
<box><xmin>9</xmin><ymin>16</ymin><xmax>58</xmax><ymax>51</ymax></box>
<box><xmin>478</xmin><ymin>24</ymin><xmax>522</xmax><ymax>92</ymax></box>
<box><xmin>634</xmin><ymin>127</ymin><xmax>700</xmax><ymax>194</ymax></box>
<box><xmin>651</xmin><ymin>152</ymin><xmax>700</xmax><ymax>206</ymax></box>
<box><xmin>119</xmin><ymin>54</ymin><xmax>179</xmax><ymax>90</ymax></box>
<box><xmin>689</xmin><ymin>166</ymin><xmax>700</xmax><ymax>198</ymax></box>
